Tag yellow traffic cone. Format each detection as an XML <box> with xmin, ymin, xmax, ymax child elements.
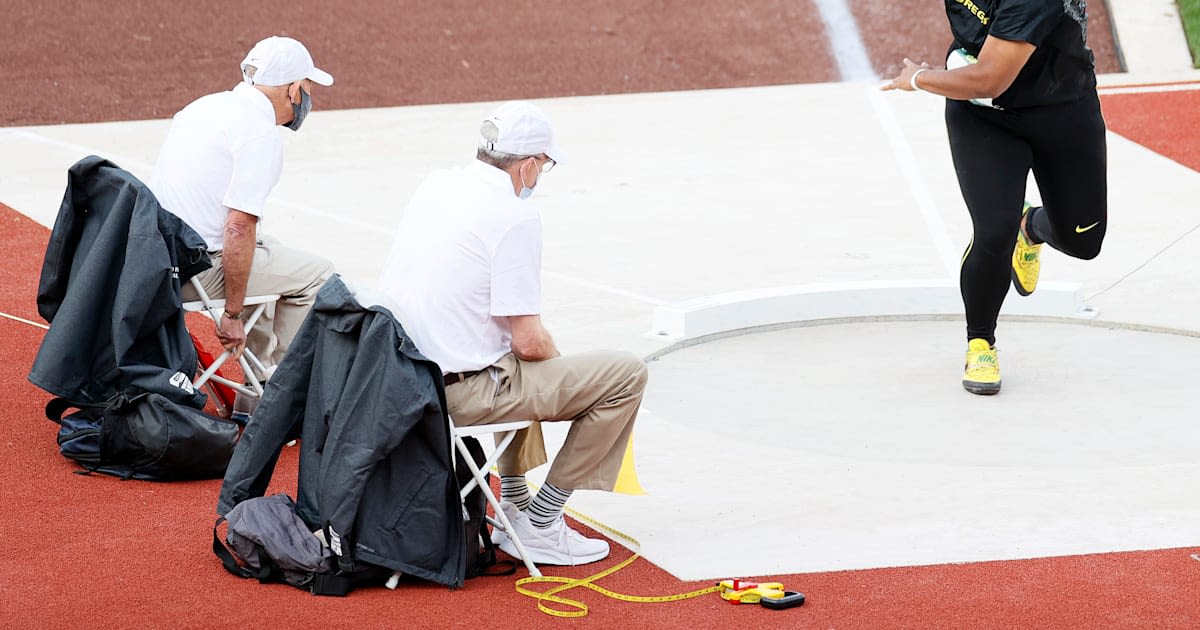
<box><xmin>612</xmin><ymin>435</ymin><xmax>646</xmax><ymax>495</ymax></box>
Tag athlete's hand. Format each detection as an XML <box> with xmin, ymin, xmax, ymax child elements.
<box><xmin>882</xmin><ymin>58</ymin><xmax>932</xmax><ymax>91</ymax></box>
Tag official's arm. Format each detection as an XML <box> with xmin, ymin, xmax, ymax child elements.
<box><xmin>509</xmin><ymin>314</ymin><xmax>560</xmax><ymax>361</ymax></box>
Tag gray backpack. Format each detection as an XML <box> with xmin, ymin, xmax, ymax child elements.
<box><xmin>213</xmin><ymin>494</ymin><xmax>388</xmax><ymax>596</ymax></box>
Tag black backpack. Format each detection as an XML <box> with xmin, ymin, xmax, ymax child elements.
<box><xmin>46</xmin><ymin>392</ymin><xmax>239</xmax><ymax>480</ymax></box>
<box><xmin>455</xmin><ymin>435</ymin><xmax>516</xmax><ymax>578</ymax></box>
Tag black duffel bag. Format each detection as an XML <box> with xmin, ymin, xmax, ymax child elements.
<box><xmin>47</xmin><ymin>392</ymin><xmax>239</xmax><ymax>480</ymax></box>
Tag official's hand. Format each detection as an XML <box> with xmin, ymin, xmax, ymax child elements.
<box><xmin>882</xmin><ymin>58</ymin><xmax>931</xmax><ymax>91</ymax></box>
<box><xmin>216</xmin><ymin>313</ymin><xmax>247</xmax><ymax>360</ymax></box>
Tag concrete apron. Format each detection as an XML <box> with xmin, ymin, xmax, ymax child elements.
<box><xmin>2</xmin><ymin>74</ymin><xmax>1198</xmax><ymax>580</ymax></box>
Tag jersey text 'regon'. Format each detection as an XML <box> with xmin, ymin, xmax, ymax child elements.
<box><xmin>953</xmin><ymin>0</ymin><xmax>990</xmax><ymax>25</ymax></box>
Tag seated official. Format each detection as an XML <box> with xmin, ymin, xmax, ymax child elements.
<box><xmin>150</xmin><ymin>35</ymin><xmax>336</xmax><ymax>384</ymax></box>
<box><xmin>378</xmin><ymin>101</ymin><xmax>648</xmax><ymax>566</ymax></box>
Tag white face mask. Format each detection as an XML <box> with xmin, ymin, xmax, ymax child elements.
<box><xmin>518</xmin><ymin>158</ymin><xmax>539</xmax><ymax>200</ymax></box>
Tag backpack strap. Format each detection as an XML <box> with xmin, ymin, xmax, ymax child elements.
<box><xmin>477</xmin><ymin>532</ymin><xmax>517</xmax><ymax>577</ymax></box>
<box><xmin>310</xmin><ymin>573</ymin><xmax>355</xmax><ymax>597</ymax></box>
<box><xmin>44</xmin><ymin>395</ymin><xmax>139</xmax><ymax>424</ymax></box>
<box><xmin>44</xmin><ymin>397</ymin><xmax>98</xmax><ymax>425</ymax></box>
<box><xmin>309</xmin><ymin>565</ymin><xmax>392</xmax><ymax>597</ymax></box>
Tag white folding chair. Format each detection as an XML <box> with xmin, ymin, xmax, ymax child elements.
<box><xmin>182</xmin><ymin>276</ymin><xmax>280</xmax><ymax>401</ymax></box>
<box><xmin>451</xmin><ymin>418</ymin><xmax>543</xmax><ymax>578</ymax></box>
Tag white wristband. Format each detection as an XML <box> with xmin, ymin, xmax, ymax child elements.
<box><xmin>910</xmin><ymin>68</ymin><xmax>928</xmax><ymax>92</ymax></box>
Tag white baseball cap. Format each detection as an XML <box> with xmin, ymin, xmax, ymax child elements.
<box><xmin>240</xmin><ymin>36</ymin><xmax>334</xmax><ymax>87</ymax></box>
<box><xmin>480</xmin><ymin>101</ymin><xmax>568</xmax><ymax>165</ymax></box>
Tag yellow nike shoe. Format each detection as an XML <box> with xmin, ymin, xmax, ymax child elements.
<box><xmin>1011</xmin><ymin>203</ymin><xmax>1042</xmax><ymax>296</ymax></box>
<box><xmin>963</xmin><ymin>338</ymin><xmax>1001</xmax><ymax>395</ymax></box>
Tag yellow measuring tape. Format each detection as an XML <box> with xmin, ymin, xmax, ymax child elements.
<box><xmin>513</xmin><ymin>505</ymin><xmax>720</xmax><ymax>618</ymax></box>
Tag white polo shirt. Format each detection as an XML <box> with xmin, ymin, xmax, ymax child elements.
<box><xmin>378</xmin><ymin>160</ymin><xmax>543</xmax><ymax>374</ymax></box>
<box><xmin>150</xmin><ymin>82</ymin><xmax>284</xmax><ymax>251</ymax></box>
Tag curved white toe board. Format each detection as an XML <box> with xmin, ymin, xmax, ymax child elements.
<box><xmin>649</xmin><ymin>279</ymin><xmax>1094</xmax><ymax>343</ymax></box>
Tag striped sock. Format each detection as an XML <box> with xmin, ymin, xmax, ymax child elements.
<box><xmin>527</xmin><ymin>482</ymin><xmax>573</xmax><ymax>529</ymax></box>
<box><xmin>500</xmin><ymin>475</ymin><xmax>532</xmax><ymax>511</ymax></box>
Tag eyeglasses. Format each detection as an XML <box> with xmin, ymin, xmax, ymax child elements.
<box><xmin>536</xmin><ymin>155</ymin><xmax>556</xmax><ymax>174</ymax></box>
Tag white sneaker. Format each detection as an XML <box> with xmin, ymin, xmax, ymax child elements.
<box><xmin>494</xmin><ymin>502</ymin><xmax>610</xmax><ymax>566</ymax></box>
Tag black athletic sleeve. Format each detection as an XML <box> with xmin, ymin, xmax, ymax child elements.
<box><xmin>989</xmin><ymin>0</ymin><xmax>1062</xmax><ymax>46</ymax></box>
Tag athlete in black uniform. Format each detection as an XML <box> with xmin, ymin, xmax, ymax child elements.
<box><xmin>883</xmin><ymin>0</ymin><xmax>1107</xmax><ymax>395</ymax></box>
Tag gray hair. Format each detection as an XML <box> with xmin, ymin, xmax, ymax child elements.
<box><xmin>476</xmin><ymin>145</ymin><xmax>534</xmax><ymax>170</ymax></box>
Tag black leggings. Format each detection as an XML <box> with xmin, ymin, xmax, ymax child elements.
<box><xmin>946</xmin><ymin>93</ymin><xmax>1107</xmax><ymax>345</ymax></box>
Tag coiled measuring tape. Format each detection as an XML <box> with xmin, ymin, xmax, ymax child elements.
<box><xmin>513</xmin><ymin>504</ymin><xmax>720</xmax><ymax>618</ymax></box>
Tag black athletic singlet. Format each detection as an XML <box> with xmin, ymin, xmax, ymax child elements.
<box><xmin>945</xmin><ymin>0</ymin><xmax>1097</xmax><ymax>108</ymax></box>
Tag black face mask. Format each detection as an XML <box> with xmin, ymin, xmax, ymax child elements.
<box><xmin>285</xmin><ymin>87</ymin><xmax>311</xmax><ymax>131</ymax></box>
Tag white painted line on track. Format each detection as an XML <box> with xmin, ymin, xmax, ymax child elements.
<box><xmin>271</xmin><ymin>197</ymin><xmax>394</xmax><ymax>235</ymax></box>
<box><xmin>1</xmin><ymin>128</ymin><xmax>374</xmax><ymax>232</ymax></box>
<box><xmin>813</xmin><ymin>0</ymin><xmax>877</xmax><ymax>81</ymax></box>
<box><xmin>4</xmin><ymin>128</ymin><xmax>665</xmax><ymax>307</ymax></box>
<box><xmin>1</xmin><ymin>311</ymin><xmax>49</xmax><ymax>330</ymax></box>
<box><xmin>4</xmin><ymin>128</ymin><xmax>155</xmax><ymax>174</ymax></box>
<box><xmin>1098</xmin><ymin>82</ymin><xmax>1200</xmax><ymax>95</ymax></box>
<box><xmin>542</xmin><ymin>271</ymin><xmax>668</xmax><ymax>306</ymax></box>
<box><xmin>866</xmin><ymin>86</ymin><xmax>961</xmax><ymax>277</ymax></box>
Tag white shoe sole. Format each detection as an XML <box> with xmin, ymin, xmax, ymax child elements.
<box><xmin>496</xmin><ymin>534</ymin><xmax>610</xmax><ymax>566</ymax></box>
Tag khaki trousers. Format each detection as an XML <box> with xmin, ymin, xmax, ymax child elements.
<box><xmin>446</xmin><ymin>351</ymin><xmax>647</xmax><ymax>491</ymax></box>
<box><xmin>185</xmin><ymin>235</ymin><xmax>334</xmax><ymax>374</ymax></box>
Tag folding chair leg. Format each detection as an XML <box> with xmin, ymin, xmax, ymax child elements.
<box><xmin>489</xmin><ymin>493</ymin><xmax>542</xmax><ymax>578</ymax></box>
<box><xmin>191</xmin><ymin>333</ymin><xmax>234</xmax><ymax>417</ymax></box>
<box><xmin>454</xmin><ymin>433</ymin><xmax>542</xmax><ymax>578</ymax></box>
<box><xmin>184</xmin><ymin>276</ymin><xmax>280</xmax><ymax>402</ymax></box>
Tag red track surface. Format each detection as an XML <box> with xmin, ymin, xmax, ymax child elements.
<box><xmin>1</xmin><ymin>3</ymin><xmax>1197</xmax><ymax>628</ymax></box>
<box><xmin>1102</xmin><ymin>88</ymin><xmax>1200</xmax><ymax>172</ymax></box>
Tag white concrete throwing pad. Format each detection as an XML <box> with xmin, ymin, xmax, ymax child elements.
<box><xmin>552</xmin><ymin>319</ymin><xmax>1200</xmax><ymax>581</ymax></box>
